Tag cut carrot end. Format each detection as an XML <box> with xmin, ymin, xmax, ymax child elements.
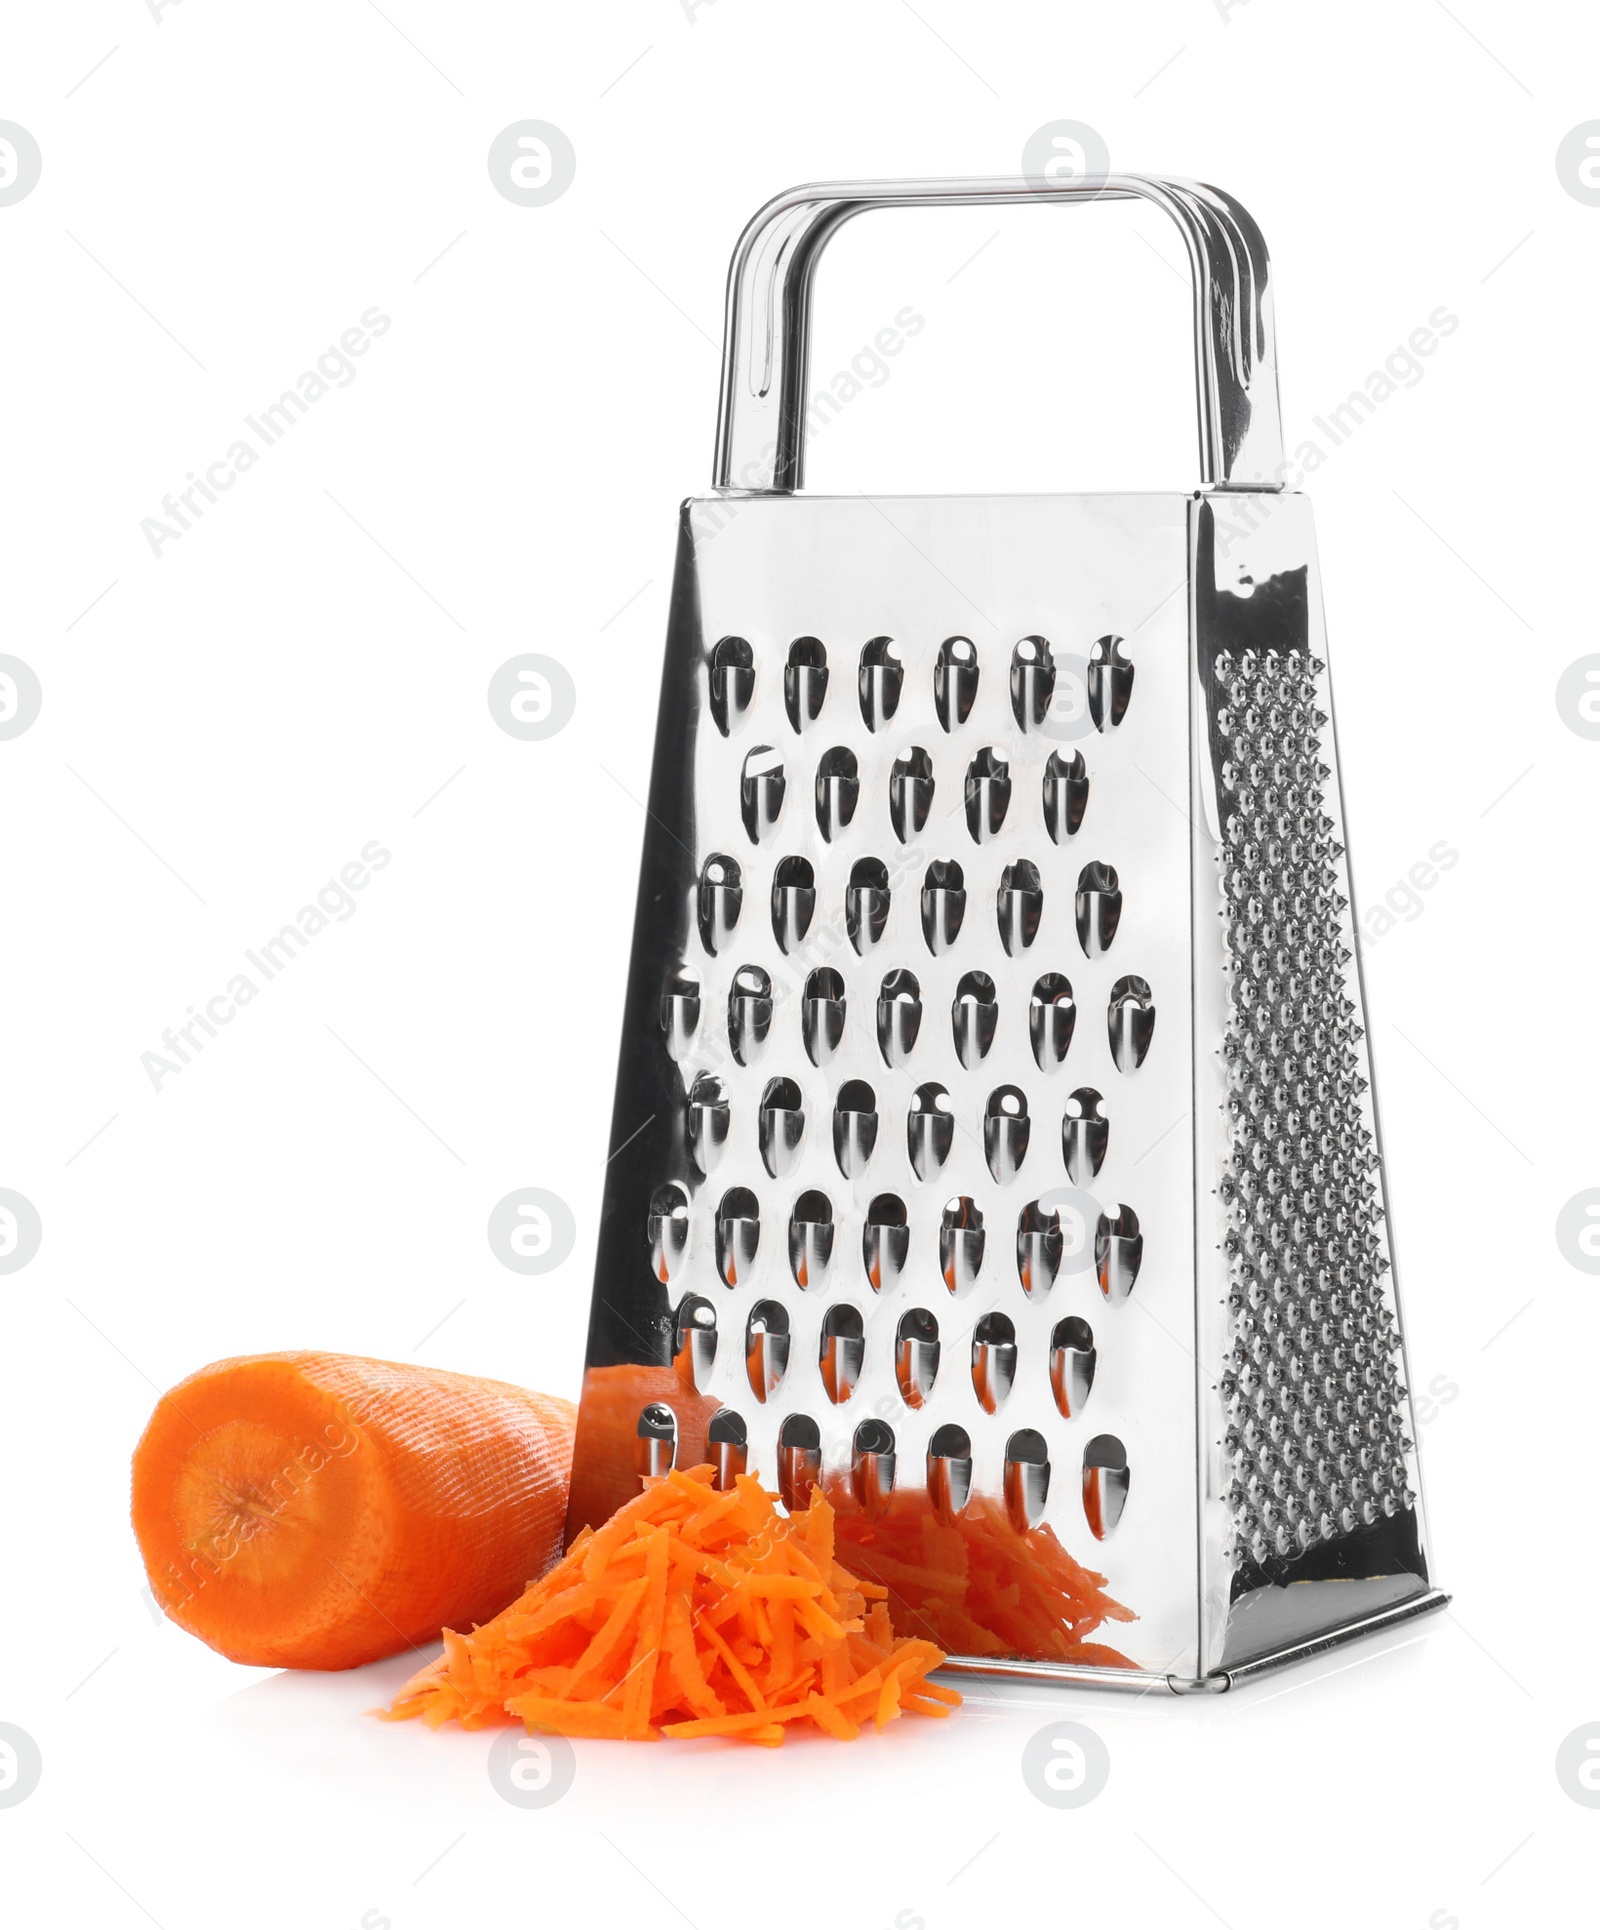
<box><xmin>131</xmin><ymin>1351</ymin><xmax>575</xmax><ymax>1671</ymax></box>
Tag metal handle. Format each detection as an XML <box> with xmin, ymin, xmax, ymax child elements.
<box><xmin>713</xmin><ymin>174</ymin><xmax>1284</xmax><ymax>495</ymax></box>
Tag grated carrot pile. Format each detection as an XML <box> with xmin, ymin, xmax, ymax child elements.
<box><xmin>382</xmin><ymin>1465</ymin><xmax>961</xmax><ymax>1746</ymax></box>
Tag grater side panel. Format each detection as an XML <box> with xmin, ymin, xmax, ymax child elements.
<box><xmin>1189</xmin><ymin>495</ymin><xmax>1433</xmax><ymax>1676</ymax></box>
<box><xmin>571</xmin><ymin>491</ymin><xmax>1203</xmax><ymax>1680</ymax></box>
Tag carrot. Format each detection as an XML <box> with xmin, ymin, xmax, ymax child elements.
<box><xmin>827</xmin><ymin>1479</ymin><xmax>1137</xmax><ymax>1667</ymax></box>
<box><xmin>563</xmin><ymin>1363</ymin><xmax>723</xmax><ymax>1545</ymax></box>
<box><xmin>385</xmin><ymin>1466</ymin><xmax>960</xmax><ymax>1745</ymax></box>
<box><xmin>131</xmin><ymin>1351</ymin><xmax>575</xmax><ymax>1672</ymax></box>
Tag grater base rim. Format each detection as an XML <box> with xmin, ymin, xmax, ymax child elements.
<box><xmin>931</xmin><ymin>1657</ymin><xmax>1171</xmax><ymax>1695</ymax></box>
<box><xmin>928</xmin><ymin>1586</ymin><xmax>1449</xmax><ymax>1696</ymax></box>
<box><xmin>1208</xmin><ymin>1585</ymin><xmax>1450</xmax><ymax>1691</ymax></box>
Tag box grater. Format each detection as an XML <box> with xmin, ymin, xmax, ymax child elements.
<box><xmin>566</xmin><ymin>175</ymin><xmax>1447</xmax><ymax>1692</ymax></box>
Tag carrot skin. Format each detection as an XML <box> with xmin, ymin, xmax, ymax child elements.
<box><xmin>131</xmin><ymin>1351</ymin><xmax>574</xmax><ymax>1671</ymax></box>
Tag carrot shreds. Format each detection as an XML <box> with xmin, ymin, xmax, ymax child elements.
<box><xmin>697</xmin><ymin>1613</ymin><xmax>768</xmax><ymax>1713</ymax></box>
<box><xmin>828</xmin><ymin>1479</ymin><xmax>1138</xmax><ymax>1667</ymax></box>
<box><xmin>385</xmin><ymin>1467</ymin><xmax>958</xmax><ymax>1746</ymax></box>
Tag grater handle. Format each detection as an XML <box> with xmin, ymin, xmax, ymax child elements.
<box><xmin>713</xmin><ymin>175</ymin><xmax>1284</xmax><ymax>496</ymax></box>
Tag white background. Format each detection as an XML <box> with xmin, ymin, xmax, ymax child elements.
<box><xmin>2</xmin><ymin>3</ymin><xmax>1594</xmax><ymax>1926</ymax></box>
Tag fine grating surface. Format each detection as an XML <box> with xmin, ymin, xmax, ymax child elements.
<box><xmin>1210</xmin><ymin>649</ymin><xmax>1415</xmax><ymax>1571</ymax></box>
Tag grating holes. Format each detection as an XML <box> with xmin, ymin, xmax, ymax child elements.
<box><xmin>1029</xmin><ymin>973</ymin><xmax>1077</xmax><ymax>1071</ymax></box>
<box><xmin>801</xmin><ymin>966</ymin><xmax>846</xmax><ymax>1066</ymax></box>
<box><xmin>1213</xmin><ymin>647</ymin><xmax>1412</xmax><ymax>1563</ymax></box>
<box><xmin>745</xmin><ymin>1300</ymin><xmax>791</xmax><ymax>1402</ymax></box>
<box><xmin>1003</xmin><ymin>1427</ymin><xmax>1051</xmax><ymax>1532</ymax></box>
<box><xmin>740</xmin><ymin>745</ymin><xmax>786</xmax><ymax>844</ymax></box>
<box><xmin>1043</xmin><ymin>749</ymin><xmax>1090</xmax><ymax>842</ymax></box>
<box><xmin>819</xmin><ymin>1303</ymin><xmax>866</xmax><ymax>1405</ymax></box>
<box><xmin>1074</xmin><ymin>860</ymin><xmax>1122</xmax><ymax>958</ymax></box>
<box><xmin>715</xmin><ymin>1186</ymin><xmax>761</xmax><ymax>1288</ymax></box>
<box><xmin>1016</xmin><ymin>1198</ymin><xmax>1064</xmax><ymax>1297</ymax></box>
<box><xmin>777</xmin><ymin>1412</ymin><xmax>821</xmax><ymax>1512</ymax></box>
<box><xmin>971</xmin><ymin>1310</ymin><xmax>1017</xmax><ymax>1414</ymax></box>
<box><xmin>859</xmin><ymin>637</ymin><xmax>904</xmax><ymax>732</ymax></box>
<box><xmin>727</xmin><ymin>964</ymin><xmax>772</xmax><ymax>1067</ymax></box>
<box><xmin>1010</xmin><ymin>636</ymin><xmax>1057</xmax><ymax>733</ymax></box>
<box><xmin>940</xmin><ymin>1195</ymin><xmax>986</xmax><ymax>1294</ymax></box>
<box><xmin>1095</xmin><ymin>1204</ymin><xmax>1143</xmax><ymax>1303</ymax></box>
<box><xmin>908</xmin><ymin>1081</ymin><xmax>955</xmax><ymax>1182</ymax></box>
<box><xmin>709</xmin><ymin>637</ymin><xmax>754</xmax><ymax>738</ymax></box>
<box><xmin>965</xmin><ymin>746</ymin><xmax>1012</xmax><ymax>843</ymax></box>
<box><xmin>787</xmin><ymin>1189</ymin><xmax>834</xmax><ymax>1290</ymax></box>
<box><xmin>984</xmin><ymin>1084</ymin><xmax>1031</xmax><ymax>1184</ymax></box>
<box><xmin>660</xmin><ymin>965</ymin><xmax>701</xmax><ymax>1064</ymax></box>
<box><xmin>998</xmin><ymin>858</ymin><xmax>1044</xmax><ymax>956</ymax></box>
<box><xmin>833</xmin><ymin>1079</ymin><xmax>879</xmax><ymax>1178</ymax></box>
<box><xmin>672</xmin><ymin>1293</ymin><xmax>718</xmax><ymax>1393</ymax></box>
<box><xmin>877</xmin><ymin>968</ymin><xmax>923</xmax><ymax>1068</ymax></box>
<box><xmin>1062</xmin><ymin>1086</ymin><xmax>1108</xmax><ymax>1184</ymax></box>
<box><xmin>950</xmin><ymin>969</ymin><xmax>998</xmax><ymax>1070</ymax></box>
<box><xmin>889</xmin><ymin>746</ymin><xmax>935</xmax><ymax>842</ymax></box>
<box><xmin>851</xmin><ymin>1417</ymin><xmax>897</xmax><ymax>1516</ymax></box>
<box><xmin>771</xmin><ymin>855</ymin><xmax>817</xmax><ymax>954</ymax></box>
<box><xmin>708</xmin><ymin>1407</ymin><xmax>749</xmax><ymax>1489</ymax></box>
<box><xmin>785</xmin><ymin>636</ymin><xmax>828</xmax><ymax>734</ymax></box>
<box><xmin>815</xmin><ymin>746</ymin><xmax>860</xmax><ymax>842</ymax></box>
<box><xmin>636</xmin><ymin>1401</ymin><xmax>677</xmax><ymax>1478</ymax></box>
<box><xmin>863</xmin><ymin>1192</ymin><xmax>909</xmax><ymax>1291</ymax></box>
<box><xmin>934</xmin><ymin>636</ymin><xmax>979</xmax><ymax>731</ymax></box>
<box><xmin>1049</xmin><ymin>1315</ymin><xmax>1096</xmax><ymax>1418</ymax></box>
<box><xmin>698</xmin><ymin>853</ymin><xmax>743</xmax><ymax>955</ymax></box>
<box><xmin>1108</xmin><ymin>974</ymin><xmax>1156</xmax><ymax>1072</ymax></box>
<box><xmin>926</xmin><ymin>1421</ymin><xmax>973</xmax><ymax>1521</ymax></box>
<box><xmin>895</xmin><ymin>1307</ymin><xmax>940</xmax><ymax>1408</ymax></box>
<box><xmin>846</xmin><ymin>857</ymin><xmax>892</xmax><ymax>955</ymax></box>
<box><xmin>647</xmin><ymin>1181</ymin><xmax>691</xmax><ymax>1284</ymax></box>
<box><xmin>758</xmin><ymin>1076</ymin><xmax>805</xmax><ymax>1179</ymax></box>
<box><xmin>687</xmin><ymin>1071</ymin><xmax>730</xmax><ymax>1176</ymax></box>
<box><xmin>1087</xmin><ymin>635</ymin><xmax>1133</xmax><ymax>731</ymax></box>
<box><xmin>921</xmin><ymin>858</ymin><xmax>967</xmax><ymax>955</ymax></box>
<box><xmin>1082</xmin><ymin>1433</ymin><xmax>1129</xmax><ymax>1538</ymax></box>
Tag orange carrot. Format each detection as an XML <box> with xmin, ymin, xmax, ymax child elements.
<box><xmin>827</xmin><ymin>1479</ymin><xmax>1137</xmax><ymax>1666</ymax></box>
<box><xmin>563</xmin><ymin>1362</ymin><xmax>722</xmax><ymax>1545</ymax></box>
<box><xmin>131</xmin><ymin>1351</ymin><xmax>575</xmax><ymax>1671</ymax></box>
<box><xmin>384</xmin><ymin>1466</ymin><xmax>960</xmax><ymax>1745</ymax></box>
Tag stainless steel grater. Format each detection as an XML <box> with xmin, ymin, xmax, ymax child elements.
<box><xmin>566</xmin><ymin>175</ymin><xmax>1447</xmax><ymax>1692</ymax></box>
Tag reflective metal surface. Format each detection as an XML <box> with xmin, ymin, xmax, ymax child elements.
<box><xmin>673</xmin><ymin>1294</ymin><xmax>718</xmax><ymax>1392</ymax></box>
<box><xmin>745</xmin><ymin>1299</ymin><xmax>790</xmax><ymax>1402</ymax></box>
<box><xmin>1049</xmin><ymin>1315</ymin><xmax>1096</xmax><ymax>1419</ymax></box>
<box><xmin>926</xmin><ymin>1422</ymin><xmax>973</xmax><ymax>1521</ymax></box>
<box><xmin>851</xmin><ymin>1417</ymin><xmax>897</xmax><ymax>1516</ymax></box>
<box><xmin>896</xmin><ymin>1306</ymin><xmax>941</xmax><ymax>1407</ymax></box>
<box><xmin>1082</xmin><ymin>1432</ymin><xmax>1130</xmax><ymax>1540</ymax></box>
<box><xmin>709</xmin><ymin>1407</ymin><xmax>748</xmax><ymax>1489</ymax></box>
<box><xmin>1004</xmin><ymin>1427</ymin><xmax>1051</xmax><ymax>1532</ymax></box>
<box><xmin>714</xmin><ymin>175</ymin><xmax>1283</xmax><ymax>493</ymax></box>
<box><xmin>568</xmin><ymin>175</ymin><xmax>1441</xmax><ymax>1691</ymax></box>
<box><xmin>787</xmin><ymin>1189</ymin><xmax>833</xmax><ymax>1288</ymax></box>
<box><xmin>1189</xmin><ymin>491</ymin><xmax>1436</xmax><ymax>1673</ymax></box>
